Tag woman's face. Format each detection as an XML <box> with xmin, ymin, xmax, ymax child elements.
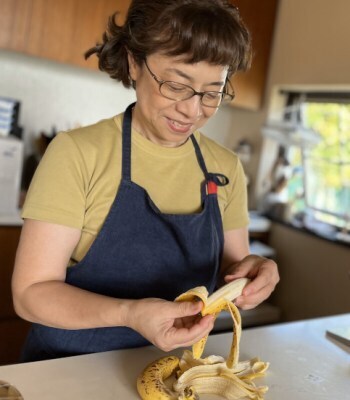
<box><xmin>128</xmin><ymin>52</ymin><xmax>229</xmax><ymax>147</ymax></box>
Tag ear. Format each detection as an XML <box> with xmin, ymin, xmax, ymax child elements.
<box><xmin>127</xmin><ymin>51</ymin><xmax>139</xmax><ymax>81</ymax></box>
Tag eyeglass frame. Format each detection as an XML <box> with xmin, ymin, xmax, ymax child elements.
<box><xmin>143</xmin><ymin>58</ymin><xmax>235</xmax><ymax>108</ymax></box>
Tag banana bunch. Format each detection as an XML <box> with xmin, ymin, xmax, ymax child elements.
<box><xmin>137</xmin><ymin>278</ymin><xmax>269</xmax><ymax>400</ymax></box>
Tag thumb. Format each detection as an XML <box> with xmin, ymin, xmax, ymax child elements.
<box><xmin>174</xmin><ymin>300</ymin><xmax>203</xmax><ymax>318</ymax></box>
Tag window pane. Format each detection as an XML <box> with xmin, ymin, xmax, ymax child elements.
<box><xmin>287</xmin><ymin>100</ymin><xmax>350</xmax><ymax>229</ymax></box>
<box><xmin>303</xmin><ymin>103</ymin><xmax>350</xmax><ymax>227</ymax></box>
<box><xmin>304</xmin><ymin>157</ymin><xmax>346</xmax><ymax>216</ymax></box>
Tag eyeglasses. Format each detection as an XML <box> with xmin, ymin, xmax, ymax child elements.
<box><xmin>144</xmin><ymin>59</ymin><xmax>235</xmax><ymax>108</ymax></box>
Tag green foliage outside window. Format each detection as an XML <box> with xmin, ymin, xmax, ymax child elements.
<box><xmin>288</xmin><ymin>102</ymin><xmax>350</xmax><ymax>229</ymax></box>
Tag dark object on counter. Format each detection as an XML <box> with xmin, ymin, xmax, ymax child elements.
<box><xmin>21</xmin><ymin>130</ymin><xmax>56</xmax><ymax>191</ymax></box>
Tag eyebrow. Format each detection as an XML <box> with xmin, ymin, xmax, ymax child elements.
<box><xmin>165</xmin><ymin>67</ymin><xmax>225</xmax><ymax>87</ymax></box>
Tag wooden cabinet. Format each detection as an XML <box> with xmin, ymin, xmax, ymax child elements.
<box><xmin>25</xmin><ymin>0</ymin><xmax>78</xmax><ymax>64</ymax></box>
<box><xmin>67</xmin><ymin>0</ymin><xmax>129</xmax><ymax>69</ymax></box>
<box><xmin>268</xmin><ymin>222</ymin><xmax>350</xmax><ymax>322</ymax></box>
<box><xmin>230</xmin><ymin>0</ymin><xmax>279</xmax><ymax>110</ymax></box>
<box><xmin>0</xmin><ymin>0</ymin><xmax>278</xmax><ymax>109</ymax></box>
<box><xmin>0</xmin><ymin>226</ymin><xmax>31</xmax><ymax>366</ymax></box>
<box><xmin>0</xmin><ymin>0</ymin><xmax>32</xmax><ymax>51</ymax></box>
<box><xmin>0</xmin><ymin>0</ymin><xmax>130</xmax><ymax>69</ymax></box>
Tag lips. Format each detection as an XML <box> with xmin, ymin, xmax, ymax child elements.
<box><xmin>166</xmin><ymin>117</ymin><xmax>193</xmax><ymax>134</ymax></box>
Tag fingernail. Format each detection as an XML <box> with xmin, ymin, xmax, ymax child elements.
<box><xmin>235</xmin><ymin>297</ymin><xmax>242</xmax><ymax>306</ymax></box>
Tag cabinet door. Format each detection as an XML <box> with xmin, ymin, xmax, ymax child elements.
<box><xmin>230</xmin><ymin>0</ymin><xmax>279</xmax><ymax>110</ymax></box>
<box><xmin>0</xmin><ymin>226</ymin><xmax>32</xmax><ymax>365</ymax></box>
<box><xmin>0</xmin><ymin>0</ymin><xmax>130</xmax><ymax>67</ymax></box>
<box><xmin>0</xmin><ymin>227</ymin><xmax>21</xmax><ymax>318</ymax></box>
<box><xmin>26</xmin><ymin>0</ymin><xmax>78</xmax><ymax>63</ymax></box>
<box><xmin>0</xmin><ymin>319</ymin><xmax>31</xmax><ymax>366</ymax></box>
<box><xmin>0</xmin><ymin>0</ymin><xmax>32</xmax><ymax>51</ymax></box>
<box><xmin>69</xmin><ymin>0</ymin><xmax>130</xmax><ymax>70</ymax></box>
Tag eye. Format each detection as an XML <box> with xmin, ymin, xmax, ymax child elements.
<box><xmin>165</xmin><ymin>82</ymin><xmax>189</xmax><ymax>93</ymax></box>
<box><xmin>205</xmin><ymin>92</ymin><xmax>221</xmax><ymax>100</ymax></box>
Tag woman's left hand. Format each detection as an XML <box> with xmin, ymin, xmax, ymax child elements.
<box><xmin>223</xmin><ymin>254</ymin><xmax>280</xmax><ymax>310</ymax></box>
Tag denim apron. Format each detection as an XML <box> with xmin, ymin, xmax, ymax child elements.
<box><xmin>21</xmin><ymin>103</ymin><xmax>227</xmax><ymax>361</ymax></box>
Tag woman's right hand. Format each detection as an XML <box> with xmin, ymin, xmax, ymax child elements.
<box><xmin>126</xmin><ymin>298</ymin><xmax>215</xmax><ymax>352</ymax></box>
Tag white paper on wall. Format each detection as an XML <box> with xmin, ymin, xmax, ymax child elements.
<box><xmin>0</xmin><ymin>136</ymin><xmax>23</xmax><ymax>215</ymax></box>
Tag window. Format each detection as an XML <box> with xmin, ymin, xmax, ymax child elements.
<box><xmin>285</xmin><ymin>92</ymin><xmax>350</xmax><ymax>231</ymax></box>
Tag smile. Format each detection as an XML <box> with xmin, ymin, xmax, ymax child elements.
<box><xmin>166</xmin><ymin>117</ymin><xmax>193</xmax><ymax>133</ymax></box>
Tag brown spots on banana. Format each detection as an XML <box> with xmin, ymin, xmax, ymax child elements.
<box><xmin>137</xmin><ymin>356</ymin><xmax>198</xmax><ymax>400</ymax></box>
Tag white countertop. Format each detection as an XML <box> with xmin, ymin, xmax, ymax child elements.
<box><xmin>0</xmin><ymin>210</ymin><xmax>22</xmax><ymax>226</ymax></box>
<box><xmin>0</xmin><ymin>313</ymin><xmax>349</xmax><ymax>399</ymax></box>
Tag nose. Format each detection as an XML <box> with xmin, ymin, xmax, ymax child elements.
<box><xmin>175</xmin><ymin>94</ymin><xmax>203</xmax><ymax>119</ymax></box>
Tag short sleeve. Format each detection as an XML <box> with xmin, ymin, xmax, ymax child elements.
<box><xmin>21</xmin><ymin>132</ymin><xmax>88</xmax><ymax>229</ymax></box>
<box><xmin>222</xmin><ymin>158</ymin><xmax>249</xmax><ymax>231</ymax></box>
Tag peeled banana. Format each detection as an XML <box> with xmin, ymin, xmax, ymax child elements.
<box><xmin>137</xmin><ymin>278</ymin><xmax>269</xmax><ymax>400</ymax></box>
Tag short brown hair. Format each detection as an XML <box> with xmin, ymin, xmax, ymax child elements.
<box><xmin>85</xmin><ymin>0</ymin><xmax>252</xmax><ymax>88</ymax></box>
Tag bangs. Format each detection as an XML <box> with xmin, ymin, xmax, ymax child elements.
<box><xmin>146</xmin><ymin>3</ymin><xmax>251</xmax><ymax>76</ymax></box>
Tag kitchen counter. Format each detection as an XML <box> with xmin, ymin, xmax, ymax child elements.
<box><xmin>0</xmin><ymin>210</ymin><xmax>22</xmax><ymax>226</ymax></box>
<box><xmin>0</xmin><ymin>313</ymin><xmax>348</xmax><ymax>399</ymax></box>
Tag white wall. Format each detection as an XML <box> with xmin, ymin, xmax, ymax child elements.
<box><xmin>0</xmin><ymin>50</ymin><xmax>136</xmax><ymax>154</ymax></box>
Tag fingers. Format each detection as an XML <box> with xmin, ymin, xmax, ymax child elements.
<box><xmin>242</xmin><ymin>259</ymin><xmax>279</xmax><ymax>296</ymax></box>
<box><xmin>234</xmin><ymin>283</ymin><xmax>273</xmax><ymax>309</ymax></box>
<box><xmin>224</xmin><ymin>254</ymin><xmax>264</xmax><ymax>281</ymax></box>
<box><xmin>174</xmin><ymin>300</ymin><xmax>203</xmax><ymax>318</ymax></box>
<box><xmin>146</xmin><ymin>299</ymin><xmax>215</xmax><ymax>352</ymax></box>
<box><xmin>165</xmin><ymin>314</ymin><xmax>215</xmax><ymax>350</ymax></box>
<box><xmin>168</xmin><ymin>301</ymin><xmax>214</xmax><ymax>347</ymax></box>
<box><xmin>224</xmin><ymin>255</ymin><xmax>280</xmax><ymax>309</ymax></box>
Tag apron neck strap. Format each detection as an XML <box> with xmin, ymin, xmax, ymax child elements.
<box><xmin>121</xmin><ymin>102</ymin><xmax>135</xmax><ymax>181</ymax></box>
<box><xmin>190</xmin><ymin>135</ymin><xmax>229</xmax><ymax>194</ymax></box>
<box><xmin>122</xmin><ymin>103</ymin><xmax>229</xmax><ymax>192</ymax></box>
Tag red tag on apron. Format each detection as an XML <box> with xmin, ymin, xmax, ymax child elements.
<box><xmin>207</xmin><ymin>181</ymin><xmax>217</xmax><ymax>194</ymax></box>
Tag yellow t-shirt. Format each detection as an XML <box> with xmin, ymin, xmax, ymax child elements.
<box><xmin>22</xmin><ymin>113</ymin><xmax>249</xmax><ymax>265</ymax></box>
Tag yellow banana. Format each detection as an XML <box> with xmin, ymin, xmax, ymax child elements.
<box><xmin>137</xmin><ymin>278</ymin><xmax>269</xmax><ymax>400</ymax></box>
<box><xmin>0</xmin><ymin>380</ymin><xmax>23</xmax><ymax>399</ymax></box>
<box><xmin>136</xmin><ymin>355</ymin><xmax>198</xmax><ymax>400</ymax></box>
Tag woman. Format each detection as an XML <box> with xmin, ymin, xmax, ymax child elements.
<box><xmin>12</xmin><ymin>0</ymin><xmax>279</xmax><ymax>362</ymax></box>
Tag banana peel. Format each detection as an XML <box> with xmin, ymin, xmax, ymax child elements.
<box><xmin>175</xmin><ymin>278</ymin><xmax>248</xmax><ymax>368</ymax></box>
<box><xmin>137</xmin><ymin>278</ymin><xmax>269</xmax><ymax>400</ymax></box>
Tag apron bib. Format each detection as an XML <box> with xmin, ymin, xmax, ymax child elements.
<box><xmin>21</xmin><ymin>103</ymin><xmax>227</xmax><ymax>361</ymax></box>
